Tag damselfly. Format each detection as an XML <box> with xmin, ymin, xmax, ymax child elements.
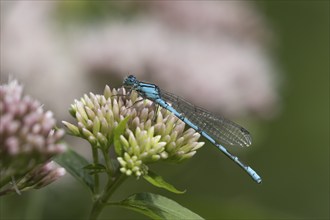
<box><xmin>123</xmin><ymin>75</ymin><xmax>262</xmax><ymax>184</ymax></box>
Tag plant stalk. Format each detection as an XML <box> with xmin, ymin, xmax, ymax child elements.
<box><xmin>89</xmin><ymin>173</ymin><xmax>126</xmax><ymax>220</ymax></box>
<box><xmin>92</xmin><ymin>147</ymin><xmax>100</xmax><ymax>194</ymax></box>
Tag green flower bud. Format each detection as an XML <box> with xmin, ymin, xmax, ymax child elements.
<box><xmin>62</xmin><ymin>121</ymin><xmax>80</xmax><ymax>136</ymax></box>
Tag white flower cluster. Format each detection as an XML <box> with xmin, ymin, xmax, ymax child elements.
<box><xmin>63</xmin><ymin>85</ymin><xmax>204</xmax><ymax>177</ymax></box>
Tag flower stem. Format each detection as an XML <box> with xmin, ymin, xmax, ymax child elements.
<box><xmin>0</xmin><ymin>175</ymin><xmax>12</xmax><ymax>189</ymax></box>
<box><xmin>0</xmin><ymin>188</ymin><xmax>15</xmax><ymax>196</ymax></box>
<box><xmin>102</xmin><ymin>149</ymin><xmax>115</xmax><ymax>176</ymax></box>
<box><xmin>89</xmin><ymin>172</ymin><xmax>126</xmax><ymax>220</ymax></box>
<box><xmin>92</xmin><ymin>147</ymin><xmax>100</xmax><ymax>194</ymax></box>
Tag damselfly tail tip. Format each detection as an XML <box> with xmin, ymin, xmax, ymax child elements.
<box><xmin>253</xmin><ymin>173</ymin><xmax>262</xmax><ymax>184</ymax></box>
<box><xmin>256</xmin><ymin>178</ymin><xmax>262</xmax><ymax>184</ymax></box>
<box><xmin>246</xmin><ymin>166</ymin><xmax>262</xmax><ymax>184</ymax></box>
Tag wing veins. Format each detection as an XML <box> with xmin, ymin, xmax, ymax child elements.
<box><xmin>160</xmin><ymin>89</ymin><xmax>252</xmax><ymax>147</ymax></box>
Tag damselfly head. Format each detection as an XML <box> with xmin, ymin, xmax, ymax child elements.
<box><xmin>123</xmin><ymin>75</ymin><xmax>138</xmax><ymax>87</ymax></box>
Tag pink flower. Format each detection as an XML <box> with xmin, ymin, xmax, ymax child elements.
<box><xmin>0</xmin><ymin>79</ymin><xmax>66</xmax><ymax>194</ymax></box>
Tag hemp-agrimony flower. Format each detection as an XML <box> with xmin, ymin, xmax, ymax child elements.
<box><xmin>63</xmin><ymin>85</ymin><xmax>204</xmax><ymax>177</ymax></box>
<box><xmin>16</xmin><ymin>161</ymin><xmax>66</xmax><ymax>191</ymax></box>
<box><xmin>0</xmin><ymin>79</ymin><xmax>66</xmax><ymax>194</ymax></box>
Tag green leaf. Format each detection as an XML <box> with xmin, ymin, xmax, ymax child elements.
<box><xmin>54</xmin><ymin>148</ymin><xmax>94</xmax><ymax>193</ymax></box>
<box><xmin>83</xmin><ymin>163</ymin><xmax>107</xmax><ymax>175</ymax></box>
<box><xmin>113</xmin><ymin>192</ymin><xmax>204</xmax><ymax>220</ymax></box>
<box><xmin>113</xmin><ymin>115</ymin><xmax>131</xmax><ymax>156</ymax></box>
<box><xmin>143</xmin><ymin>171</ymin><xmax>186</xmax><ymax>194</ymax></box>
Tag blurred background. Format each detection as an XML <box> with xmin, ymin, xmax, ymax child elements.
<box><xmin>0</xmin><ymin>1</ymin><xmax>328</xmax><ymax>219</ymax></box>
